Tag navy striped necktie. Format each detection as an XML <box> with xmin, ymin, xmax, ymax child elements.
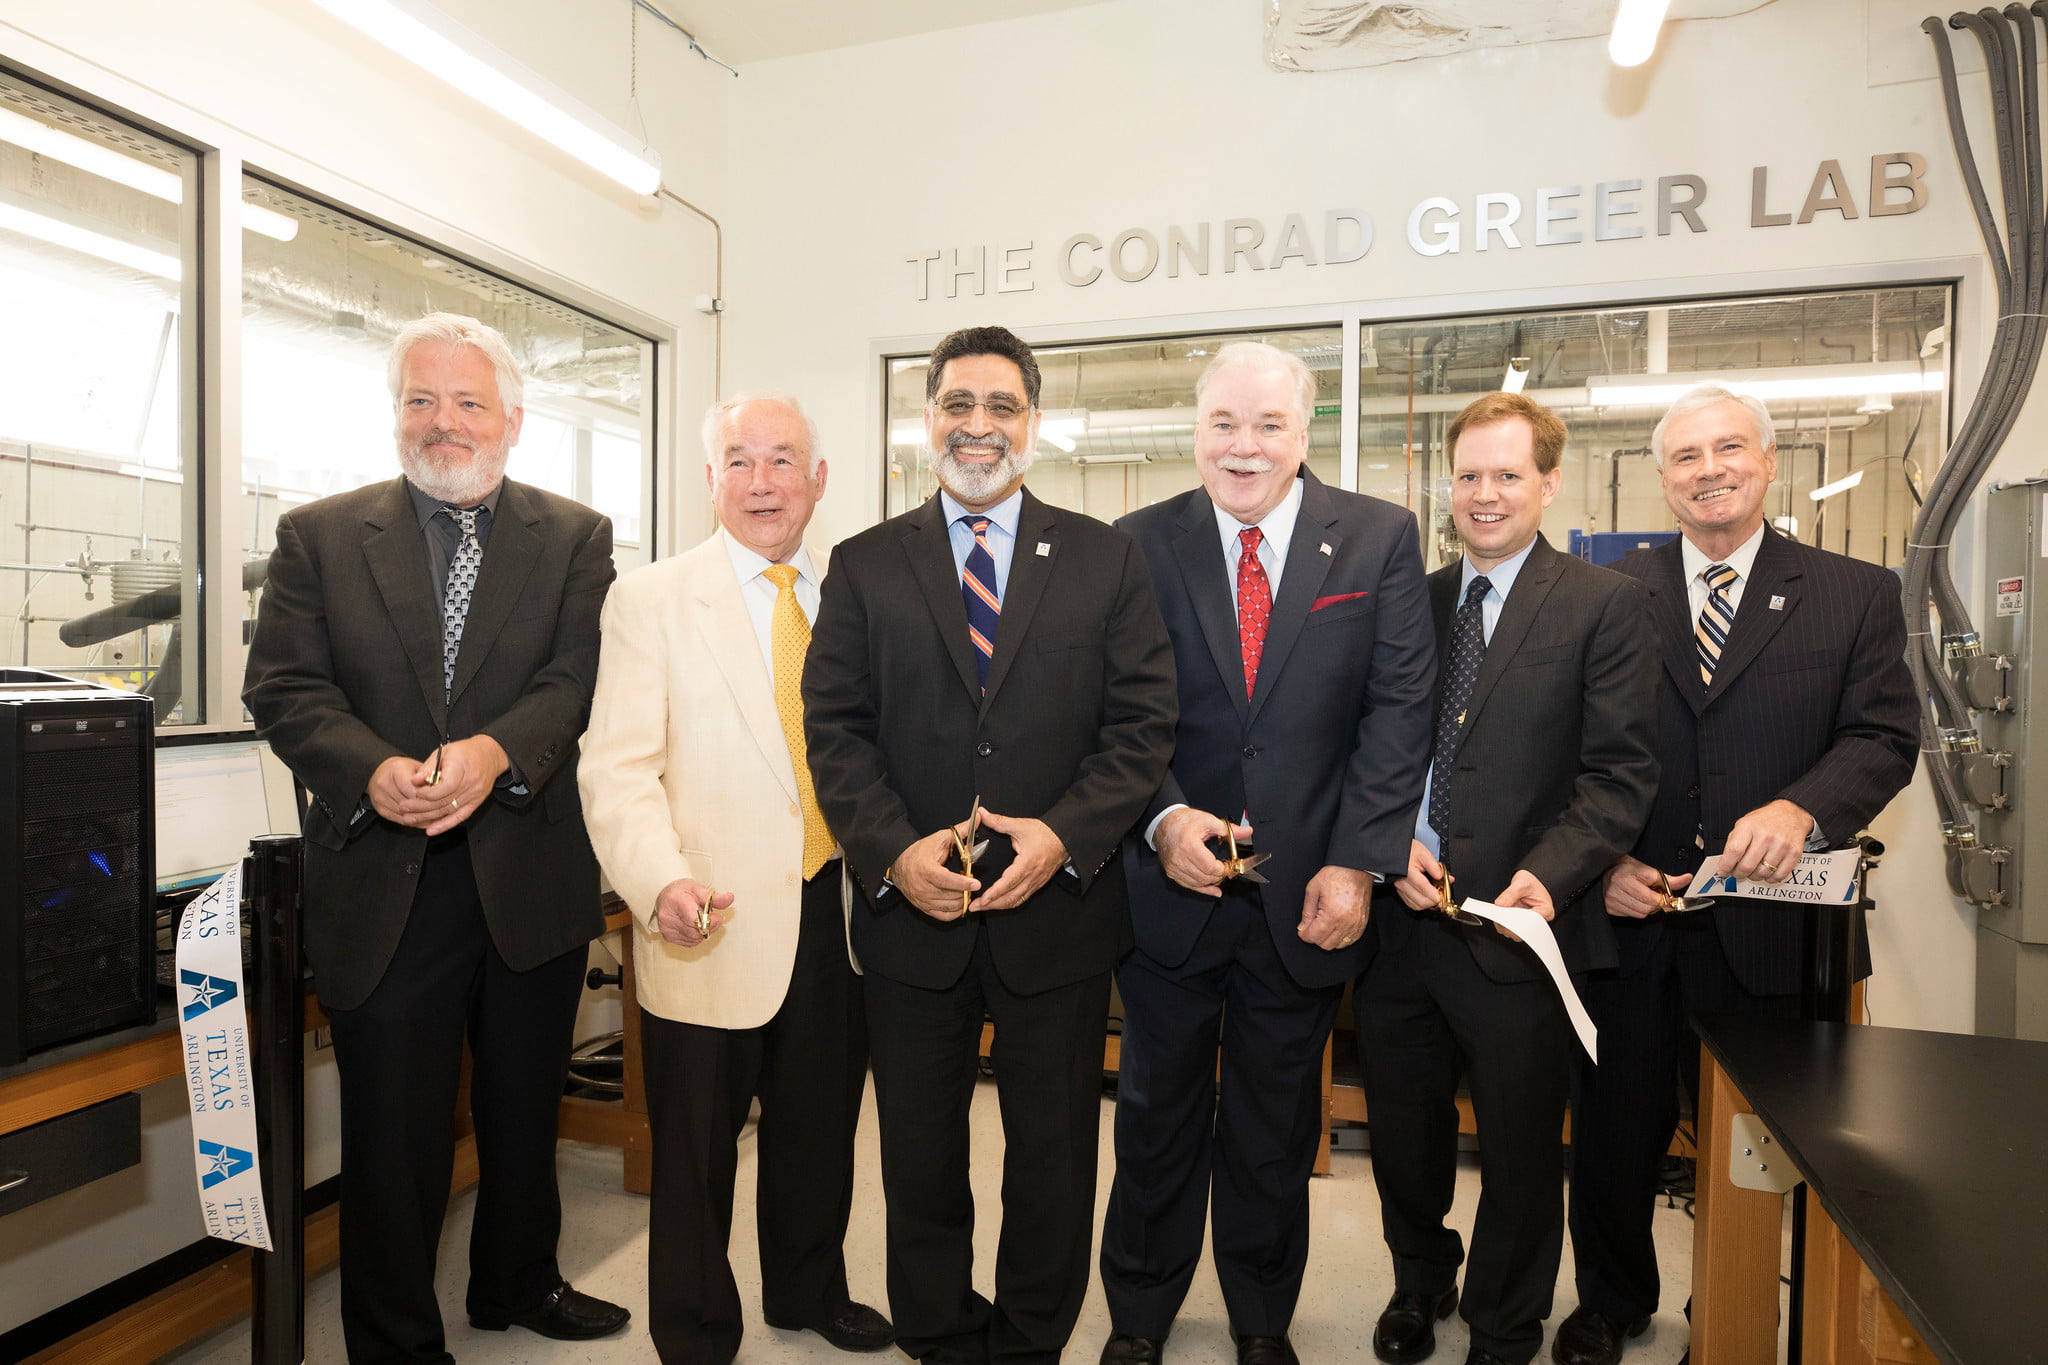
<box><xmin>1695</xmin><ymin>562</ymin><xmax>1737</xmax><ymax>686</ymax></box>
<box><xmin>960</xmin><ymin>515</ymin><xmax>1000</xmax><ymax>692</ymax></box>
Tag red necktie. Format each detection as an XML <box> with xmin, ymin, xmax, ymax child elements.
<box><xmin>1237</xmin><ymin>526</ymin><xmax>1271</xmax><ymax>698</ymax></box>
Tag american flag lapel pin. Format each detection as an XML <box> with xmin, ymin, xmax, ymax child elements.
<box><xmin>1769</xmin><ymin>595</ymin><xmax>1785</xmax><ymax>610</ymax></box>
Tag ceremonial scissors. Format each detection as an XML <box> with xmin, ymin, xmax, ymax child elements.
<box><xmin>1434</xmin><ymin>867</ymin><xmax>1486</xmax><ymax>927</ymax></box>
<box><xmin>951</xmin><ymin>797</ymin><xmax>991</xmax><ymax>913</ymax></box>
<box><xmin>1217</xmin><ymin>825</ymin><xmax>1271</xmax><ymax>884</ymax></box>
<box><xmin>1655</xmin><ymin>869</ymin><xmax>1716</xmax><ymax>915</ymax></box>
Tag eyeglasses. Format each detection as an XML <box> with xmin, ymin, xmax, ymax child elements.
<box><xmin>933</xmin><ymin>397</ymin><xmax>1030</xmax><ymax>421</ymax></box>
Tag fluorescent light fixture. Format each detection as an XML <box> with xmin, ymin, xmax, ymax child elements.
<box><xmin>1075</xmin><ymin>453</ymin><xmax>1150</xmax><ymax>466</ymax></box>
<box><xmin>1609</xmin><ymin>0</ymin><xmax>1672</xmax><ymax>66</ymax></box>
<box><xmin>1502</xmin><ymin>357</ymin><xmax>1531</xmax><ymax>394</ymax></box>
<box><xmin>890</xmin><ymin>423</ymin><xmax>926</xmax><ymax>447</ymax></box>
<box><xmin>1588</xmin><ymin>367</ymin><xmax>1945</xmax><ymax>408</ymax></box>
<box><xmin>1039</xmin><ymin>409</ymin><xmax>1087</xmax><ymax>454</ymax></box>
<box><xmin>308</xmin><ymin>0</ymin><xmax>661</xmax><ymax>195</ymax></box>
<box><xmin>1809</xmin><ymin>470</ymin><xmax>1866</xmax><ymax>503</ymax></box>
<box><xmin>0</xmin><ymin>198</ymin><xmax>180</xmax><ymax>279</ymax></box>
<box><xmin>0</xmin><ymin>106</ymin><xmax>297</xmax><ymax>241</ymax></box>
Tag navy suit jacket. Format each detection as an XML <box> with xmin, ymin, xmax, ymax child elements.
<box><xmin>1610</xmin><ymin>528</ymin><xmax>1918</xmax><ymax>995</ymax></box>
<box><xmin>1117</xmin><ymin>470</ymin><xmax>1437</xmax><ymax>990</ymax></box>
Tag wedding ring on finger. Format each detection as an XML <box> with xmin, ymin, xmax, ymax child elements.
<box><xmin>1760</xmin><ymin>861</ymin><xmax>1777</xmax><ymax>874</ymax></box>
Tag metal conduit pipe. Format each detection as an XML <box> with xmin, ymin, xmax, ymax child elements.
<box><xmin>1910</xmin><ymin>6</ymin><xmax>2048</xmax><ymax>879</ymax></box>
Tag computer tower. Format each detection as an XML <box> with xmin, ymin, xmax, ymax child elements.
<box><xmin>0</xmin><ymin>669</ymin><xmax>156</xmax><ymax>1065</ymax></box>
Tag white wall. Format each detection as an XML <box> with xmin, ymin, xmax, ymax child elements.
<box><xmin>0</xmin><ymin>0</ymin><xmax>727</xmax><ymax>1332</ymax></box>
<box><xmin>722</xmin><ymin>0</ymin><xmax>2011</xmax><ymax>1036</ymax></box>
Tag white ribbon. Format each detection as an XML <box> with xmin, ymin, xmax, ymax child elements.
<box><xmin>1457</xmin><ymin>898</ymin><xmax>1599</xmax><ymax>1064</ymax></box>
<box><xmin>174</xmin><ymin>864</ymin><xmax>273</xmax><ymax>1251</ymax></box>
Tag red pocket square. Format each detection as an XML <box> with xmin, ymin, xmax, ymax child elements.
<box><xmin>1311</xmin><ymin>591</ymin><xmax>1369</xmax><ymax>611</ymax></box>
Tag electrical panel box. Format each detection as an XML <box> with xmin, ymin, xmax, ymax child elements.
<box><xmin>1980</xmin><ymin>482</ymin><xmax>2048</xmax><ymax>1039</ymax></box>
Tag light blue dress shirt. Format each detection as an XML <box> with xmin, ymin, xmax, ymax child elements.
<box><xmin>939</xmin><ymin>488</ymin><xmax>1024</xmax><ymax>599</ymax></box>
<box><xmin>1413</xmin><ymin>538</ymin><xmax>1540</xmax><ymax>860</ymax></box>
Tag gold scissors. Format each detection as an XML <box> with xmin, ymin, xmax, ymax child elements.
<box><xmin>1434</xmin><ymin>866</ymin><xmax>1486</xmax><ymax>927</ymax></box>
<box><xmin>1217</xmin><ymin>826</ymin><xmax>1272</xmax><ymax>884</ymax></box>
<box><xmin>697</xmin><ymin>887</ymin><xmax>717</xmax><ymax>937</ymax></box>
<box><xmin>950</xmin><ymin>796</ymin><xmax>991</xmax><ymax>913</ymax></box>
<box><xmin>1655</xmin><ymin>869</ymin><xmax>1716</xmax><ymax>915</ymax></box>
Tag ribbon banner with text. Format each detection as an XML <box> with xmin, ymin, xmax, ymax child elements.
<box><xmin>175</xmin><ymin>863</ymin><xmax>274</xmax><ymax>1251</ymax></box>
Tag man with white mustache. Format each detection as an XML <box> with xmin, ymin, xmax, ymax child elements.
<box><xmin>1556</xmin><ymin>384</ymin><xmax>1917</xmax><ymax>1365</ymax></box>
<box><xmin>246</xmin><ymin>312</ymin><xmax>625</xmax><ymax>1362</ymax></box>
<box><xmin>1098</xmin><ymin>342</ymin><xmax>1436</xmax><ymax>1365</ymax></box>
<box><xmin>805</xmin><ymin>324</ymin><xmax>1177</xmax><ymax>1365</ymax></box>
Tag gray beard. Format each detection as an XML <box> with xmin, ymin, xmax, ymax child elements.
<box><xmin>930</xmin><ymin>438</ymin><xmax>1035</xmax><ymax>504</ymax></box>
<box><xmin>398</xmin><ymin>438</ymin><xmax>510</xmax><ymax>506</ymax></box>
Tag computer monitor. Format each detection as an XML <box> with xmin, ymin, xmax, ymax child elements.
<box><xmin>153</xmin><ymin>736</ymin><xmax>300</xmax><ymax>893</ymax></box>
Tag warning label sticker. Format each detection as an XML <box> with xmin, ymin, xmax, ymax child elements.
<box><xmin>1998</xmin><ymin>576</ymin><xmax>2024</xmax><ymax>616</ymax></box>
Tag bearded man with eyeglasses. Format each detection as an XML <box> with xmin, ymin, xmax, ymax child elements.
<box><xmin>804</xmin><ymin>323</ymin><xmax>1178</xmax><ymax>1365</ymax></box>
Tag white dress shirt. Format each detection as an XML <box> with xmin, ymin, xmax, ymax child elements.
<box><xmin>1679</xmin><ymin>522</ymin><xmax>1767</xmax><ymax>623</ymax></box>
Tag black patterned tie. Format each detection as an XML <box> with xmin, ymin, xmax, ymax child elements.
<box><xmin>1427</xmin><ymin>576</ymin><xmax>1491</xmax><ymax>842</ymax></box>
<box><xmin>440</xmin><ymin>506</ymin><xmax>482</xmax><ymax>701</ymax></box>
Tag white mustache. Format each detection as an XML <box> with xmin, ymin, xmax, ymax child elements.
<box><xmin>1216</xmin><ymin>456</ymin><xmax>1275</xmax><ymax>474</ymax></box>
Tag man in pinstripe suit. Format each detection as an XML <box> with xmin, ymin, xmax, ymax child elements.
<box><xmin>1554</xmin><ymin>385</ymin><xmax>1919</xmax><ymax>1365</ymax></box>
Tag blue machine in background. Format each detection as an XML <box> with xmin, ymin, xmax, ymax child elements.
<box><xmin>1568</xmin><ymin>530</ymin><xmax>1679</xmax><ymax>567</ymax></box>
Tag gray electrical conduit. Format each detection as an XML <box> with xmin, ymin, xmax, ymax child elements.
<box><xmin>1908</xmin><ymin>8</ymin><xmax>2048</xmax><ymax>839</ymax></box>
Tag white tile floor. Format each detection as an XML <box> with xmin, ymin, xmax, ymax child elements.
<box><xmin>167</xmin><ymin>1078</ymin><xmax>1704</xmax><ymax>1364</ymax></box>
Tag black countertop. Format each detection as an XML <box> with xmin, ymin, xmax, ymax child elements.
<box><xmin>1694</xmin><ymin>1014</ymin><xmax>2048</xmax><ymax>1365</ymax></box>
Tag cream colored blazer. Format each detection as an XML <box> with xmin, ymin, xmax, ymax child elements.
<box><xmin>578</xmin><ymin>531</ymin><xmax>854</xmax><ymax>1029</ymax></box>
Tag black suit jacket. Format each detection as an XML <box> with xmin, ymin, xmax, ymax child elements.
<box><xmin>1610</xmin><ymin>528</ymin><xmax>1918</xmax><ymax>995</ymax></box>
<box><xmin>1378</xmin><ymin>536</ymin><xmax>1661</xmax><ymax>983</ymax></box>
<box><xmin>802</xmin><ymin>488</ymin><xmax>1178</xmax><ymax>996</ymax></box>
<box><xmin>1116</xmin><ymin>471</ymin><xmax>1436</xmax><ymax>990</ymax></box>
<box><xmin>243</xmin><ymin>476</ymin><xmax>615</xmax><ymax>1010</ymax></box>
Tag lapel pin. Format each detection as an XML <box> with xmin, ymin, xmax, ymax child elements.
<box><xmin>1769</xmin><ymin>595</ymin><xmax>1785</xmax><ymax>611</ymax></box>
<box><xmin>1319</xmin><ymin>542</ymin><xmax>1332</xmax><ymax>556</ymax></box>
<box><xmin>1036</xmin><ymin>542</ymin><xmax>1052</xmax><ymax>556</ymax></box>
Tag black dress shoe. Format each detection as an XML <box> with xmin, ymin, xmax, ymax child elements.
<box><xmin>469</xmin><ymin>1281</ymin><xmax>630</xmax><ymax>1339</ymax></box>
<box><xmin>1551</xmin><ymin>1306</ymin><xmax>1650</xmax><ymax>1365</ymax></box>
<box><xmin>1372</xmin><ymin>1286</ymin><xmax>1459</xmax><ymax>1364</ymax></box>
<box><xmin>1101</xmin><ymin>1333</ymin><xmax>1165</xmax><ymax>1365</ymax></box>
<box><xmin>765</xmin><ymin>1300</ymin><xmax>895</xmax><ymax>1352</ymax></box>
<box><xmin>1236</xmin><ymin>1336</ymin><xmax>1299</xmax><ymax>1365</ymax></box>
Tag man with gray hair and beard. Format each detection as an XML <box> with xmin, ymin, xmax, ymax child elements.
<box><xmin>246</xmin><ymin>312</ymin><xmax>626</xmax><ymax>1363</ymax></box>
<box><xmin>804</xmin><ymin>324</ymin><xmax>1178</xmax><ymax>1365</ymax></box>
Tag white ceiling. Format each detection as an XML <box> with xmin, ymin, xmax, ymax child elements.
<box><xmin>670</xmin><ymin>0</ymin><xmax>1118</xmax><ymax>66</ymax></box>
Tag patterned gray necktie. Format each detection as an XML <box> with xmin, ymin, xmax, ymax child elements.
<box><xmin>440</xmin><ymin>506</ymin><xmax>482</xmax><ymax>701</ymax></box>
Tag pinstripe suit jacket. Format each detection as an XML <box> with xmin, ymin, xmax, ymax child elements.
<box><xmin>1605</xmin><ymin>528</ymin><xmax>1917</xmax><ymax>995</ymax></box>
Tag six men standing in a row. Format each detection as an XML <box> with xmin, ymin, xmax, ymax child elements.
<box><xmin>246</xmin><ymin>316</ymin><xmax>1918</xmax><ymax>1365</ymax></box>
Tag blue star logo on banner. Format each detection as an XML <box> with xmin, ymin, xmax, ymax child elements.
<box><xmin>197</xmin><ymin>1139</ymin><xmax>255</xmax><ymax>1189</ymax></box>
<box><xmin>180</xmin><ymin>968</ymin><xmax>239</xmax><ymax>1021</ymax></box>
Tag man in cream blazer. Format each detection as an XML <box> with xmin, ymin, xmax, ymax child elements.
<box><xmin>579</xmin><ymin>394</ymin><xmax>889</xmax><ymax>1365</ymax></box>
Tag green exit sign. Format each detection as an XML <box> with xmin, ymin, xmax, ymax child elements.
<box><xmin>1314</xmin><ymin>403</ymin><xmax>1341</xmax><ymax>417</ymax></box>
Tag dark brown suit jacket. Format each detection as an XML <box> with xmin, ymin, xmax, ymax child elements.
<box><xmin>243</xmin><ymin>475</ymin><xmax>614</xmax><ymax>1009</ymax></box>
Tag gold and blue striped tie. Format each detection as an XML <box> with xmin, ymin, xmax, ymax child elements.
<box><xmin>1694</xmin><ymin>562</ymin><xmax>1738</xmax><ymax>686</ymax></box>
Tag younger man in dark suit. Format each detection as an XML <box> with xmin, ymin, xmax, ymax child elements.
<box><xmin>1098</xmin><ymin>342</ymin><xmax>1435</xmax><ymax>1365</ymax></box>
<box><xmin>803</xmin><ymin>325</ymin><xmax>1177</xmax><ymax>1365</ymax></box>
<box><xmin>1555</xmin><ymin>385</ymin><xmax>1918</xmax><ymax>1365</ymax></box>
<box><xmin>245</xmin><ymin>313</ymin><xmax>624</xmax><ymax>1363</ymax></box>
<box><xmin>1360</xmin><ymin>393</ymin><xmax>1659</xmax><ymax>1365</ymax></box>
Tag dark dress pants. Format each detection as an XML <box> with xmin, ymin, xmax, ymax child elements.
<box><xmin>864</xmin><ymin>922</ymin><xmax>1110</xmax><ymax>1365</ymax></box>
<box><xmin>640</xmin><ymin>863</ymin><xmax>867</xmax><ymax>1365</ymax></box>
<box><xmin>1100</xmin><ymin>890</ymin><xmax>1341</xmax><ymax>1339</ymax></box>
<box><xmin>1355</xmin><ymin>907</ymin><xmax>1571</xmax><ymax>1365</ymax></box>
<box><xmin>323</xmin><ymin>835</ymin><xmax>587</xmax><ymax>1365</ymax></box>
<box><xmin>1566</xmin><ymin>912</ymin><xmax>1800</xmax><ymax>1324</ymax></box>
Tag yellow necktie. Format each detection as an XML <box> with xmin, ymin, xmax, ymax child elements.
<box><xmin>764</xmin><ymin>564</ymin><xmax>832</xmax><ymax>880</ymax></box>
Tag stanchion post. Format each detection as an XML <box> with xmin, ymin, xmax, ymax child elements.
<box><xmin>247</xmin><ymin>834</ymin><xmax>305</xmax><ymax>1365</ymax></box>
